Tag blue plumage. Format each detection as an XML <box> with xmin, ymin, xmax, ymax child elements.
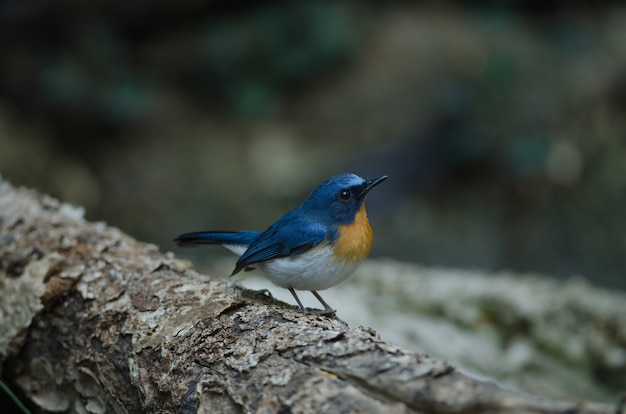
<box><xmin>233</xmin><ymin>211</ymin><xmax>330</xmax><ymax>274</ymax></box>
<box><xmin>174</xmin><ymin>173</ymin><xmax>388</xmax><ymax>316</ymax></box>
<box><xmin>174</xmin><ymin>231</ymin><xmax>261</xmax><ymax>246</ymax></box>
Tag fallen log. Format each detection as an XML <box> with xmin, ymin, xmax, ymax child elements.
<box><xmin>0</xmin><ymin>178</ymin><xmax>616</xmax><ymax>413</ymax></box>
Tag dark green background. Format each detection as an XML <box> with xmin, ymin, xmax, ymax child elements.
<box><xmin>1</xmin><ymin>1</ymin><xmax>625</xmax><ymax>289</ymax></box>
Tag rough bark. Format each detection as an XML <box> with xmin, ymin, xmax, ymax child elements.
<box><xmin>0</xmin><ymin>178</ymin><xmax>616</xmax><ymax>414</ymax></box>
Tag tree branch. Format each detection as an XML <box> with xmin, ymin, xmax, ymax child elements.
<box><xmin>0</xmin><ymin>178</ymin><xmax>615</xmax><ymax>413</ymax></box>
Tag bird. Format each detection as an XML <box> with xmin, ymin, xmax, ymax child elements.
<box><xmin>174</xmin><ymin>173</ymin><xmax>388</xmax><ymax>316</ymax></box>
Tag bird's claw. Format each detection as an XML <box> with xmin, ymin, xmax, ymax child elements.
<box><xmin>303</xmin><ymin>307</ymin><xmax>337</xmax><ymax>316</ymax></box>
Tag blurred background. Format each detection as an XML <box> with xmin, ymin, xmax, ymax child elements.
<box><xmin>0</xmin><ymin>1</ymin><xmax>625</xmax><ymax>289</ymax></box>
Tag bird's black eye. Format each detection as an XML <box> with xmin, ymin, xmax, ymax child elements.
<box><xmin>339</xmin><ymin>189</ymin><xmax>351</xmax><ymax>200</ymax></box>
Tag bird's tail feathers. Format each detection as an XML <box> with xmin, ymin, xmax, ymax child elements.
<box><xmin>174</xmin><ymin>231</ymin><xmax>261</xmax><ymax>247</ymax></box>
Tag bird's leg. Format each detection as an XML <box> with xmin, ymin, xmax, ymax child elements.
<box><xmin>288</xmin><ymin>288</ymin><xmax>337</xmax><ymax>317</ymax></box>
<box><xmin>288</xmin><ymin>287</ymin><xmax>309</xmax><ymax>315</ymax></box>
<box><xmin>310</xmin><ymin>291</ymin><xmax>336</xmax><ymax>316</ymax></box>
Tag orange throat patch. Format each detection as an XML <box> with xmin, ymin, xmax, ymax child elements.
<box><xmin>334</xmin><ymin>203</ymin><xmax>374</xmax><ymax>264</ymax></box>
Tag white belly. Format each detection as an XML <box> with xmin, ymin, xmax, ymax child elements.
<box><xmin>225</xmin><ymin>244</ymin><xmax>360</xmax><ymax>291</ymax></box>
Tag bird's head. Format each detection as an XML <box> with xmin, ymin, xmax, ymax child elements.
<box><xmin>301</xmin><ymin>173</ymin><xmax>388</xmax><ymax>224</ymax></box>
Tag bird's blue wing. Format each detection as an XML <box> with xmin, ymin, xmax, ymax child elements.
<box><xmin>232</xmin><ymin>212</ymin><xmax>328</xmax><ymax>275</ymax></box>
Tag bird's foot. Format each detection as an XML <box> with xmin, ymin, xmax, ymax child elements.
<box><xmin>303</xmin><ymin>307</ymin><xmax>336</xmax><ymax>316</ymax></box>
<box><xmin>302</xmin><ymin>307</ymin><xmax>348</xmax><ymax>325</ymax></box>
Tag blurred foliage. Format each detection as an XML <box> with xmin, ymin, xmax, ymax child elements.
<box><xmin>0</xmin><ymin>1</ymin><xmax>357</xmax><ymax>133</ymax></box>
<box><xmin>0</xmin><ymin>1</ymin><xmax>625</xmax><ymax>289</ymax></box>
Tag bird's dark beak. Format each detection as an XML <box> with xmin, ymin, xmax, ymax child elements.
<box><xmin>359</xmin><ymin>175</ymin><xmax>388</xmax><ymax>198</ymax></box>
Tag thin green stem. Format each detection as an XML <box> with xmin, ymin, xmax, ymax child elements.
<box><xmin>0</xmin><ymin>379</ymin><xmax>31</xmax><ymax>414</ymax></box>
